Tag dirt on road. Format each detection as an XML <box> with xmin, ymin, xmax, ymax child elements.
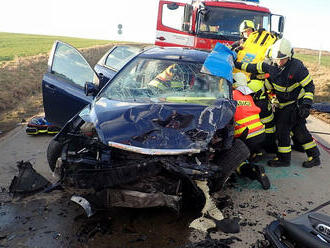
<box><xmin>0</xmin><ymin>116</ymin><xmax>330</xmax><ymax>248</ymax></box>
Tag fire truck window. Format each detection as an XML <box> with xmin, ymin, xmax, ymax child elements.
<box><xmin>197</xmin><ymin>7</ymin><xmax>270</xmax><ymax>41</ymax></box>
<box><xmin>162</xmin><ymin>4</ymin><xmax>185</xmax><ymax>31</ymax></box>
<box><xmin>263</xmin><ymin>16</ymin><xmax>270</xmax><ymax>30</ymax></box>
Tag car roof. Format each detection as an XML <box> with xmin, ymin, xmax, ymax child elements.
<box><xmin>138</xmin><ymin>46</ymin><xmax>210</xmax><ymax>64</ymax></box>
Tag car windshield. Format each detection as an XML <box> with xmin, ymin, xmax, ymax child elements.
<box><xmin>99</xmin><ymin>58</ymin><xmax>230</xmax><ymax>105</ymax></box>
<box><xmin>197</xmin><ymin>6</ymin><xmax>270</xmax><ymax>41</ymax></box>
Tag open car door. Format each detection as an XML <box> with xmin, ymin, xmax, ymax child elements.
<box><xmin>42</xmin><ymin>41</ymin><xmax>98</xmax><ymax>127</ymax></box>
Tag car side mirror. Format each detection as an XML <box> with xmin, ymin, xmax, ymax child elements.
<box><xmin>84</xmin><ymin>82</ymin><xmax>98</xmax><ymax>97</ymax></box>
<box><xmin>182</xmin><ymin>4</ymin><xmax>193</xmax><ymax>32</ymax></box>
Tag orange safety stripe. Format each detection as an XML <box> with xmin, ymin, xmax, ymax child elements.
<box><xmin>233</xmin><ymin>89</ymin><xmax>264</xmax><ymax>138</ymax></box>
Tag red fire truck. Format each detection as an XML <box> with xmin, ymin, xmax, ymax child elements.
<box><xmin>155</xmin><ymin>0</ymin><xmax>284</xmax><ymax>50</ymax></box>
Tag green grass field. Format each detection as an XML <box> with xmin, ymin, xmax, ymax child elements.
<box><xmin>294</xmin><ymin>53</ymin><xmax>330</xmax><ymax>67</ymax></box>
<box><xmin>0</xmin><ymin>32</ymin><xmax>115</xmax><ymax>64</ymax></box>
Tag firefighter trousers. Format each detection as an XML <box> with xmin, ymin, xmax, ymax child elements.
<box><xmin>275</xmin><ymin>104</ymin><xmax>320</xmax><ymax>162</ymax></box>
<box><xmin>255</xmin><ymin>99</ymin><xmax>276</xmax><ymax>151</ymax></box>
<box><xmin>245</xmin><ymin>131</ymin><xmax>266</xmax><ymax>156</ymax></box>
<box><xmin>237</xmin><ymin>132</ymin><xmax>266</xmax><ymax>179</ymax></box>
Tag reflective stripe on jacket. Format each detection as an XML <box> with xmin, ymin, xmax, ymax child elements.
<box><xmin>233</xmin><ymin>90</ymin><xmax>265</xmax><ymax>139</ymax></box>
<box><xmin>236</xmin><ymin>58</ymin><xmax>315</xmax><ymax>107</ymax></box>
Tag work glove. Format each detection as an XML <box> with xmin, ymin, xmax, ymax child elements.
<box><xmin>298</xmin><ymin>104</ymin><xmax>311</xmax><ymax>119</ymax></box>
<box><xmin>257</xmin><ymin>28</ymin><xmax>266</xmax><ymax>34</ymax></box>
<box><xmin>234</xmin><ymin>60</ymin><xmax>242</xmax><ymax>69</ymax></box>
<box><xmin>233</xmin><ymin>46</ymin><xmax>244</xmax><ymax>53</ymax></box>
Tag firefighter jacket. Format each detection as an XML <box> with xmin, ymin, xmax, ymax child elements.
<box><xmin>235</xmin><ymin>58</ymin><xmax>315</xmax><ymax>109</ymax></box>
<box><xmin>148</xmin><ymin>64</ymin><xmax>184</xmax><ymax>91</ymax></box>
<box><xmin>233</xmin><ymin>89</ymin><xmax>265</xmax><ymax>139</ymax></box>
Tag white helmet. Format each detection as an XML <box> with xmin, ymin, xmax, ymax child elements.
<box><xmin>271</xmin><ymin>38</ymin><xmax>293</xmax><ymax>60</ymax></box>
<box><xmin>233</xmin><ymin>72</ymin><xmax>247</xmax><ymax>88</ymax></box>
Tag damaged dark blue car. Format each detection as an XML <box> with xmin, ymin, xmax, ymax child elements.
<box><xmin>42</xmin><ymin>41</ymin><xmax>249</xmax><ymax>215</ymax></box>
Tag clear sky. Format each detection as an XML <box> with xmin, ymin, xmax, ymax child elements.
<box><xmin>0</xmin><ymin>0</ymin><xmax>329</xmax><ymax>51</ymax></box>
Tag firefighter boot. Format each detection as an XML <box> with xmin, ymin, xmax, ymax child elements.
<box><xmin>302</xmin><ymin>157</ymin><xmax>321</xmax><ymax>168</ymax></box>
<box><xmin>249</xmin><ymin>151</ymin><xmax>264</xmax><ymax>163</ymax></box>
<box><xmin>267</xmin><ymin>157</ymin><xmax>290</xmax><ymax>167</ymax></box>
<box><xmin>253</xmin><ymin>164</ymin><xmax>270</xmax><ymax>190</ymax></box>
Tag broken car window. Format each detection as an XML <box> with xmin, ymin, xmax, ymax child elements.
<box><xmin>99</xmin><ymin>58</ymin><xmax>230</xmax><ymax>105</ymax></box>
<box><xmin>105</xmin><ymin>46</ymin><xmax>142</xmax><ymax>71</ymax></box>
<box><xmin>51</xmin><ymin>43</ymin><xmax>95</xmax><ymax>88</ymax></box>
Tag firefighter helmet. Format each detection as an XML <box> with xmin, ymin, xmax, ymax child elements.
<box><xmin>271</xmin><ymin>38</ymin><xmax>293</xmax><ymax>60</ymax></box>
<box><xmin>239</xmin><ymin>20</ymin><xmax>255</xmax><ymax>34</ymax></box>
<box><xmin>233</xmin><ymin>72</ymin><xmax>248</xmax><ymax>88</ymax></box>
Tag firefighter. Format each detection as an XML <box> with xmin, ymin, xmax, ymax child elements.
<box><xmin>235</xmin><ymin>38</ymin><xmax>321</xmax><ymax>168</ymax></box>
<box><xmin>247</xmin><ymin>76</ymin><xmax>277</xmax><ymax>155</ymax></box>
<box><xmin>148</xmin><ymin>64</ymin><xmax>185</xmax><ymax>92</ymax></box>
<box><xmin>231</xmin><ymin>20</ymin><xmax>255</xmax><ymax>52</ymax></box>
<box><xmin>233</xmin><ymin>73</ymin><xmax>270</xmax><ymax>190</ymax></box>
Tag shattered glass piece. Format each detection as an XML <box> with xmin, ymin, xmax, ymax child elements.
<box><xmin>100</xmin><ymin>58</ymin><xmax>231</xmax><ymax>104</ymax></box>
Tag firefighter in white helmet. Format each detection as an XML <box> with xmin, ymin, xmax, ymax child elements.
<box><xmin>231</xmin><ymin>20</ymin><xmax>255</xmax><ymax>52</ymax></box>
<box><xmin>235</xmin><ymin>38</ymin><xmax>320</xmax><ymax>168</ymax></box>
<box><xmin>232</xmin><ymin>73</ymin><xmax>270</xmax><ymax>190</ymax></box>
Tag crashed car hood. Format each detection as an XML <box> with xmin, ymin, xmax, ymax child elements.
<box><xmin>82</xmin><ymin>97</ymin><xmax>236</xmax><ymax>150</ymax></box>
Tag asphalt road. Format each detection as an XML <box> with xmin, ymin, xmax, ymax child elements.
<box><xmin>0</xmin><ymin>116</ymin><xmax>329</xmax><ymax>248</ymax></box>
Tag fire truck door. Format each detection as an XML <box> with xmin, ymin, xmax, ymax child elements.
<box><xmin>155</xmin><ymin>1</ymin><xmax>194</xmax><ymax>48</ymax></box>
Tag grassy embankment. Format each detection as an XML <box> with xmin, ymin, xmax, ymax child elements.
<box><xmin>0</xmin><ymin>32</ymin><xmax>137</xmax><ymax>134</ymax></box>
<box><xmin>293</xmin><ymin>49</ymin><xmax>330</xmax><ymax>123</ymax></box>
<box><xmin>0</xmin><ymin>32</ymin><xmax>329</xmax><ymax>134</ymax></box>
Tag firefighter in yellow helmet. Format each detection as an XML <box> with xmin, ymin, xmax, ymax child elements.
<box><xmin>239</xmin><ymin>20</ymin><xmax>255</xmax><ymax>39</ymax></box>
<box><xmin>231</xmin><ymin>20</ymin><xmax>255</xmax><ymax>52</ymax></box>
<box><xmin>235</xmin><ymin>38</ymin><xmax>320</xmax><ymax>168</ymax></box>
<box><xmin>148</xmin><ymin>64</ymin><xmax>185</xmax><ymax>92</ymax></box>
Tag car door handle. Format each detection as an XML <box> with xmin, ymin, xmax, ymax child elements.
<box><xmin>98</xmin><ymin>73</ymin><xmax>105</xmax><ymax>80</ymax></box>
<box><xmin>156</xmin><ymin>36</ymin><xmax>166</xmax><ymax>41</ymax></box>
<box><xmin>45</xmin><ymin>84</ymin><xmax>56</xmax><ymax>91</ymax></box>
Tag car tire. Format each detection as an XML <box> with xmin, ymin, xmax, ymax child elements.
<box><xmin>211</xmin><ymin>139</ymin><xmax>250</xmax><ymax>192</ymax></box>
<box><xmin>47</xmin><ymin>138</ymin><xmax>63</xmax><ymax>172</ymax></box>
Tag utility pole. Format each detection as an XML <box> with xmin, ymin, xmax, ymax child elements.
<box><xmin>318</xmin><ymin>44</ymin><xmax>322</xmax><ymax>66</ymax></box>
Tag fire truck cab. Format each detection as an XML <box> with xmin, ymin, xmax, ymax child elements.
<box><xmin>155</xmin><ymin>0</ymin><xmax>284</xmax><ymax>50</ymax></box>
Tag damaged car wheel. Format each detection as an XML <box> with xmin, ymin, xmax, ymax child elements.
<box><xmin>47</xmin><ymin>138</ymin><xmax>63</xmax><ymax>172</ymax></box>
<box><xmin>210</xmin><ymin>139</ymin><xmax>250</xmax><ymax>192</ymax></box>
